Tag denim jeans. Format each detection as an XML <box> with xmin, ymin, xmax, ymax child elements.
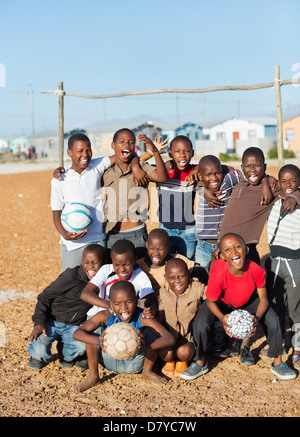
<box><xmin>28</xmin><ymin>319</ymin><xmax>86</xmax><ymax>363</ymax></box>
<box><xmin>195</xmin><ymin>239</ymin><xmax>218</xmax><ymax>267</ymax></box>
<box><xmin>96</xmin><ymin>324</ymin><xmax>156</xmax><ymax>374</ymax></box>
<box><xmin>159</xmin><ymin>223</ymin><xmax>196</xmax><ymax>260</ymax></box>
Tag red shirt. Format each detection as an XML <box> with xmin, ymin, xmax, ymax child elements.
<box><xmin>205</xmin><ymin>259</ymin><xmax>266</xmax><ymax>308</ymax></box>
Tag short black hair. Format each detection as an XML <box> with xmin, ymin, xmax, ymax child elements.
<box><xmin>170</xmin><ymin>135</ymin><xmax>193</xmax><ymax>150</ymax></box>
<box><xmin>110</xmin><ymin>280</ymin><xmax>136</xmax><ymax>299</ymax></box>
<box><xmin>112</xmin><ymin>128</ymin><xmax>136</xmax><ymax>143</ymax></box>
<box><xmin>242</xmin><ymin>147</ymin><xmax>265</xmax><ymax>164</ymax></box>
<box><xmin>218</xmin><ymin>232</ymin><xmax>246</xmax><ymax>249</ymax></box>
<box><xmin>278</xmin><ymin>164</ymin><xmax>300</xmax><ymax>180</ymax></box>
<box><xmin>198</xmin><ymin>154</ymin><xmax>222</xmax><ymax>171</ymax></box>
<box><xmin>110</xmin><ymin>239</ymin><xmax>136</xmax><ymax>257</ymax></box>
<box><xmin>147</xmin><ymin>228</ymin><xmax>169</xmax><ymax>243</ymax></box>
<box><xmin>165</xmin><ymin>257</ymin><xmax>189</xmax><ymax>274</ymax></box>
<box><xmin>82</xmin><ymin>243</ymin><xmax>105</xmax><ymax>259</ymax></box>
<box><xmin>68</xmin><ymin>133</ymin><xmax>91</xmax><ymax>150</ymax></box>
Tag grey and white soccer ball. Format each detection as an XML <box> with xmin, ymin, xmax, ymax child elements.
<box><xmin>103</xmin><ymin>322</ymin><xmax>141</xmax><ymax>360</ymax></box>
<box><xmin>227</xmin><ymin>309</ymin><xmax>254</xmax><ymax>339</ymax></box>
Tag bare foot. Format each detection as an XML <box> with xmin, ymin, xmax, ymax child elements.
<box><xmin>142</xmin><ymin>370</ymin><xmax>168</xmax><ymax>386</ymax></box>
<box><xmin>73</xmin><ymin>375</ymin><xmax>100</xmax><ymax>393</ymax></box>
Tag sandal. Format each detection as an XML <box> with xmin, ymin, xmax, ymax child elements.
<box><xmin>161</xmin><ymin>361</ymin><xmax>175</xmax><ymax>378</ymax></box>
<box><xmin>174</xmin><ymin>361</ymin><xmax>188</xmax><ymax>377</ymax></box>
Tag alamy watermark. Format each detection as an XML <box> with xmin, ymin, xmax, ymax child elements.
<box><xmin>292</xmin><ymin>63</ymin><xmax>300</xmax><ymax>87</ymax></box>
<box><xmin>0</xmin><ymin>63</ymin><xmax>6</xmax><ymax>87</ymax></box>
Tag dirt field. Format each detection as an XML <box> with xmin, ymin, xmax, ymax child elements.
<box><xmin>0</xmin><ymin>165</ymin><xmax>299</xmax><ymax>418</ymax></box>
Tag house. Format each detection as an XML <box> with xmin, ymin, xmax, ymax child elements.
<box><xmin>283</xmin><ymin>114</ymin><xmax>300</xmax><ymax>153</ymax></box>
<box><xmin>161</xmin><ymin>122</ymin><xmax>203</xmax><ymax>145</ymax></box>
<box><xmin>207</xmin><ymin>117</ymin><xmax>277</xmax><ymax>154</ymax></box>
<box><xmin>10</xmin><ymin>137</ymin><xmax>29</xmax><ymax>155</ymax></box>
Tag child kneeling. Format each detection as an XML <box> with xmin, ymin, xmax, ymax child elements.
<box><xmin>73</xmin><ymin>281</ymin><xmax>175</xmax><ymax>392</ymax></box>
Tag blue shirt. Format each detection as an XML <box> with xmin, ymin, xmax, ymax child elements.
<box><xmin>105</xmin><ymin>307</ymin><xmax>144</xmax><ymax>331</ymax></box>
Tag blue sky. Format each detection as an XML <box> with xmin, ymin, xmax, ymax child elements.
<box><xmin>0</xmin><ymin>0</ymin><xmax>300</xmax><ymax>138</ymax></box>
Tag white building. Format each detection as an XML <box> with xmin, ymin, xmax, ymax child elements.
<box><xmin>207</xmin><ymin>116</ymin><xmax>277</xmax><ymax>154</ymax></box>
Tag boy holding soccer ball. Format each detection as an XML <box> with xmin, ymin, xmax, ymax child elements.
<box><xmin>51</xmin><ymin>133</ymin><xmax>149</xmax><ymax>271</ymax></box>
<box><xmin>180</xmin><ymin>233</ymin><xmax>297</xmax><ymax>381</ymax></box>
<box><xmin>73</xmin><ymin>281</ymin><xmax>175</xmax><ymax>392</ymax></box>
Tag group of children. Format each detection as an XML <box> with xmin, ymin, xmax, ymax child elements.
<box><xmin>27</xmin><ymin>129</ymin><xmax>300</xmax><ymax>392</ymax></box>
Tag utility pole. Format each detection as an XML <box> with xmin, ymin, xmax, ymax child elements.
<box><xmin>29</xmin><ymin>84</ymin><xmax>35</xmax><ymax>135</ymax></box>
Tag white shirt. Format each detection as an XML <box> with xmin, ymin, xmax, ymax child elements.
<box><xmin>51</xmin><ymin>156</ymin><xmax>110</xmax><ymax>251</ymax></box>
<box><xmin>87</xmin><ymin>264</ymin><xmax>154</xmax><ymax>317</ymax></box>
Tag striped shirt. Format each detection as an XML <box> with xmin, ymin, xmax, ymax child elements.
<box><xmin>87</xmin><ymin>264</ymin><xmax>154</xmax><ymax>317</ymax></box>
<box><xmin>159</xmin><ymin>280</ymin><xmax>206</xmax><ymax>339</ymax></box>
<box><xmin>196</xmin><ymin>169</ymin><xmax>243</xmax><ymax>239</ymax></box>
<box><xmin>157</xmin><ymin>164</ymin><xmax>196</xmax><ymax>230</ymax></box>
<box><xmin>267</xmin><ymin>198</ymin><xmax>300</xmax><ymax>259</ymax></box>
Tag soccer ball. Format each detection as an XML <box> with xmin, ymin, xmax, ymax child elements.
<box><xmin>61</xmin><ymin>202</ymin><xmax>93</xmax><ymax>233</ymax></box>
<box><xmin>103</xmin><ymin>322</ymin><xmax>141</xmax><ymax>360</ymax></box>
<box><xmin>226</xmin><ymin>309</ymin><xmax>254</xmax><ymax>339</ymax></box>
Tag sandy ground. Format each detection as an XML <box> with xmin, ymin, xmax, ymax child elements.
<box><xmin>0</xmin><ymin>162</ymin><xmax>299</xmax><ymax>419</ymax></box>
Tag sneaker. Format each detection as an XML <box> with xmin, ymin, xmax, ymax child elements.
<box><xmin>270</xmin><ymin>362</ymin><xmax>297</xmax><ymax>380</ymax></box>
<box><xmin>174</xmin><ymin>361</ymin><xmax>188</xmax><ymax>377</ymax></box>
<box><xmin>59</xmin><ymin>359</ymin><xmax>74</xmax><ymax>369</ymax></box>
<box><xmin>216</xmin><ymin>343</ymin><xmax>239</xmax><ymax>358</ymax></box>
<box><xmin>29</xmin><ymin>357</ymin><xmax>44</xmax><ymax>370</ymax></box>
<box><xmin>180</xmin><ymin>362</ymin><xmax>208</xmax><ymax>381</ymax></box>
<box><xmin>161</xmin><ymin>361</ymin><xmax>175</xmax><ymax>378</ymax></box>
<box><xmin>75</xmin><ymin>358</ymin><xmax>88</xmax><ymax>372</ymax></box>
<box><xmin>240</xmin><ymin>346</ymin><xmax>255</xmax><ymax>366</ymax></box>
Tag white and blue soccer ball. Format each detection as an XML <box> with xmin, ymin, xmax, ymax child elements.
<box><xmin>61</xmin><ymin>202</ymin><xmax>93</xmax><ymax>233</ymax></box>
<box><xmin>227</xmin><ymin>309</ymin><xmax>254</xmax><ymax>339</ymax></box>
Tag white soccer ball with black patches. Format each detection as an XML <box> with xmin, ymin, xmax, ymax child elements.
<box><xmin>226</xmin><ymin>309</ymin><xmax>254</xmax><ymax>339</ymax></box>
<box><xmin>61</xmin><ymin>202</ymin><xmax>93</xmax><ymax>233</ymax></box>
<box><xmin>103</xmin><ymin>322</ymin><xmax>141</xmax><ymax>360</ymax></box>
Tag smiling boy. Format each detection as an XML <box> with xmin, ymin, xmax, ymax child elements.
<box><xmin>180</xmin><ymin>233</ymin><xmax>297</xmax><ymax>381</ymax></box>
<box><xmin>51</xmin><ymin>133</ymin><xmax>113</xmax><ymax>271</ymax></box>
<box><xmin>28</xmin><ymin>244</ymin><xmax>105</xmax><ymax>371</ymax></box>
<box><xmin>158</xmin><ymin>258</ymin><xmax>206</xmax><ymax>377</ymax></box>
<box><xmin>80</xmin><ymin>239</ymin><xmax>156</xmax><ymax>318</ymax></box>
<box><xmin>73</xmin><ymin>280</ymin><xmax>175</xmax><ymax>392</ymax></box>
<box><xmin>157</xmin><ymin>135</ymin><xmax>198</xmax><ymax>259</ymax></box>
<box><xmin>103</xmin><ymin>129</ymin><xmax>167</xmax><ymax>260</ymax></box>
<box><xmin>266</xmin><ymin>164</ymin><xmax>300</xmax><ymax>370</ymax></box>
<box><xmin>219</xmin><ymin>147</ymin><xmax>300</xmax><ymax>264</ymax></box>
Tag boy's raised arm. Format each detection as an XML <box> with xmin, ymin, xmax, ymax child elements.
<box><xmin>80</xmin><ymin>283</ymin><xmax>110</xmax><ymax>310</ymax></box>
<box><xmin>137</xmin><ymin>135</ymin><xmax>167</xmax><ymax>183</ymax></box>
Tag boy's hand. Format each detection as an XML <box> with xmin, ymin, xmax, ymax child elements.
<box><xmin>222</xmin><ymin>314</ymin><xmax>233</xmax><ymax>337</ymax></box>
<box><xmin>184</xmin><ymin>165</ymin><xmax>200</xmax><ymax>185</ymax></box>
<box><xmin>248</xmin><ymin>315</ymin><xmax>257</xmax><ymax>337</ymax></box>
<box><xmin>28</xmin><ymin>324</ymin><xmax>47</xmax><ymax>343</ymax></box>
<box><xmin>153</xmin><ymin>136</ymin><xmax>169</xmax><ymax>154</ymax></box>
<box><xmin>142</xmin><ymin>305</ymin><xmax>156</xmax><ymax>319</ymax></box>
<box><xmin>63</xmin><ymin>230</ymin><xmax>88</xmax><ymax>240</ymax></box>
<box><xmin>203</xmin><ymin>187</ymin><xmax>224</xmax><ymax>207</ymax></box>
<box><xmin>132</xmin><ymin>164</ymin><xmax>150</xmax><ymax>187</ymax></box>
<box><xmin>53</xmin><ymin>167</ymin><xmax>65</xmax><ymax>180</ymax></box>
<box><xmin>279</xmin><ymin>195</ymin><xmax>297</xmax><ymax>213</ymax></box>
<box><xmin>137</xmin><ymin>135</ymin><xmax>159</xmax><ymax>155</ymax></box>
<box><xmin>99</xmin><ymin>331</ymin><xmax>107</xmax><ymax>352</ymax></box>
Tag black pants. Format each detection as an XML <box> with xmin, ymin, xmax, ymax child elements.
<box><xmin>192</xmin><ymin>296</ymin><xmax>282</xmax><ymax>361</ymax></box>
